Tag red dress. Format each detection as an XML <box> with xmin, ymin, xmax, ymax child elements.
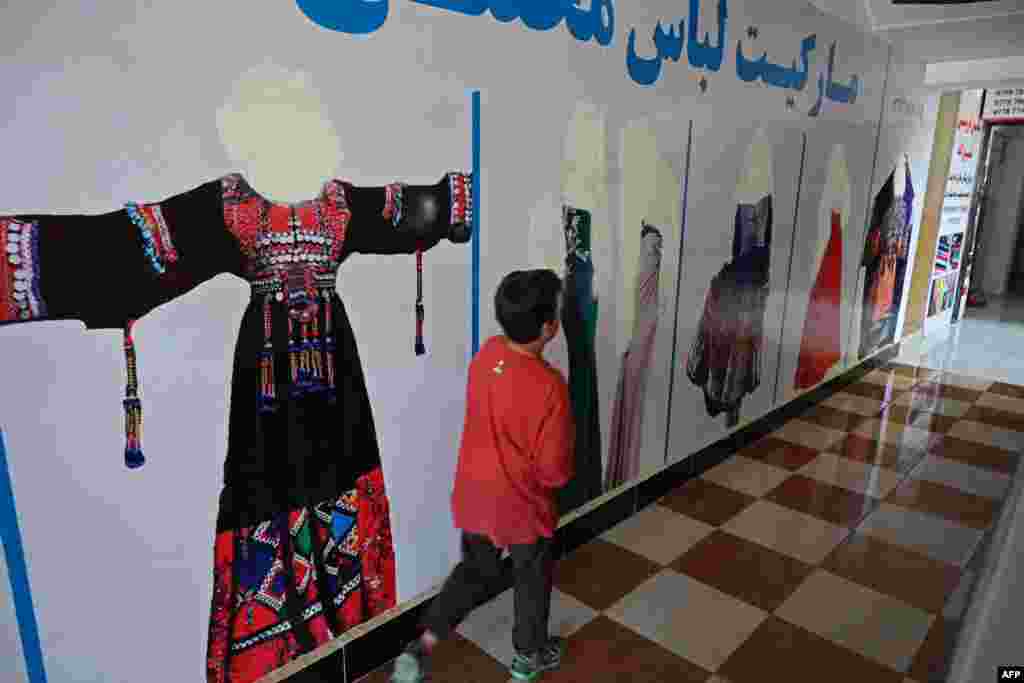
<box><xmin>795</xmin><ymin>209</ymin><xmax>843</xmax><ymax>389</ymax></box>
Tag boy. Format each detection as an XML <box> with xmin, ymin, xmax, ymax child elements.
<box><xmin>391</xmin><ymin>269</ymin><xmax>575</xmax><ymax>682</ymax></box>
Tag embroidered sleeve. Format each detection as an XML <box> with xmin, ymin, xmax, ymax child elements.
<box><xmin>341</xmin><ymin>172</ymin><xmax>473</xmax><ymax>256</ymax></box>
<box><xmin>446</xmin><ymin>172</ymin><xmax>472</xmax><ymax>228</ymax></box>
<box><xmin>382</xmin><ymin>183</ymin><xmax>405</xmax><ymax>228</ymax></box>
<box><xmin>126</xmin><ymin>202</ymin><xmax>178</xmax><ymax>274</ymax></box>
<box><xmin>1</xmin><ymin>219</ymin><xmax>46</xmax><ymax>322</ymax></box>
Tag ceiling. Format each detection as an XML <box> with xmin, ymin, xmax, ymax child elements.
<box><xmin>869</xmin><ymin>0</ymin><xmax>1024</xmax><ymax>31</ymax></box>
<box><xmin>810</xmin><ymin>0</ymin><xmax>1024</xmax><ymax>78</ymax></box>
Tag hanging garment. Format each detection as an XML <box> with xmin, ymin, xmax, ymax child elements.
<box><xmin>859</xmin><ymin>169</ymin><xmax>911</xmax><ymax>358</ymax></box>
<box><xmin>888</xmin><ymin>164</ymin><xmax>916</xmax><ymax>323</ymax></box>
<box><xmin>794</xmin><ymin>209</ymin><xmax>843</xmax><ymax>390</ymax></box>
<box><xmin>605</xmin><ymin>223</ymin><xmax>663</xmax><ymax>490</ymax></box>
<box><xmin>687</xmin><ymin>195</ymin><xmax>772</xmax><ymax>428</ymax></box>
<box><xmin>557</xmin><ymin>206</ymin><xmax>603</xmax><ymax>514</ymax></box>
<box><xmin>0</xmin><ymin>171</ymin><xmax>472</xmax><ymax>683</ymax></box>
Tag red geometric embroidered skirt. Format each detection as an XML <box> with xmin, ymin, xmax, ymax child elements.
<box><xmin>205</xmin><ymin>467</ymin><xmax>396</xmax><ymax>683</ymax></box>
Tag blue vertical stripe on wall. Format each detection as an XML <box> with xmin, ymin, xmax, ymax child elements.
<box><xmin>472</xmin><ymin>90</ymin><xmax>481</xmax><ymax>356</ymax></box>
<box><xmin>0</xmin><ymin>430</ymin><xmax>48</xmax><ymax>683</ymax></box>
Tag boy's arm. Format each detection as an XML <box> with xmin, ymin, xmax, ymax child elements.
<box><xmin>533</xmin><ymin>381</ymin><xmax>576</xmax><ymax>489</ymax></box>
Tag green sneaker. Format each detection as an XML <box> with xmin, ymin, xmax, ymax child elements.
<box><xmin>390</xmin><ymin>649</ymin><xmax>426</xmax><ymax>683</ymax></box>
<box><xmin>509</xmin><ymin>637</ymin><xmax>564</xmax><ymax>681</ymax></box>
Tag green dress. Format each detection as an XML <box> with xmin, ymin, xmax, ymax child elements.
<box><xmin>557</xmin><ymin>206</ymin><xmax>603</xmax><ymax>514</ymax></box>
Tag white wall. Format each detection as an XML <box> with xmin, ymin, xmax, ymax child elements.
<box><xmin>926</xmin><ymin>60</ymin><xmax>1024</xmax><ymax>91</ymax></box>
<box><xmin>0</xmin><ymin>1</ymin><xmax>936</xmax><ymax>680</ymax></box>
<box><xmin>0</xmin><ymin>551</ymin><xmax>29</xmax><ymax>683</ymax></box>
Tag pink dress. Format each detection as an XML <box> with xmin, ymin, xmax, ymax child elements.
<box><xmin>605</xmin><ymin>224</ymin><xmax>663</xmax><ymax>490</ymax></box>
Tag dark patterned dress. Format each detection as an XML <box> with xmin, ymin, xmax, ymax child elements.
<box><xmin>859</xmin><ymin>168</ymin><xmax>912</xmax><ymax>358</ymax></box>
<box><xmin>557</xmin><ymin>206</ymin><xmax>603</xmax><ymax>514</ymax></box>
<box><xmin>0</xmin><ymin>171</ymin><xmax>472</xmax><ymax>683</ymax></box>
<box><xmin>686</xmin><ymin>195</ymin><xmax>772</xmax><ymax>428</ymax></box>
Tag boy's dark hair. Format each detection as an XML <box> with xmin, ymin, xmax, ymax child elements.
<box><xmin>495</xmin><ymin>269</ymin><xmax>563</xmax><ymax>344</ymax></box>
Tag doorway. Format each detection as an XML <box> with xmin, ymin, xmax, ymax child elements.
<box><xmin>973</xmin><ymin>126</ymin><xmax>1024</xmax><ymax>300</ymax></box>
<box><xmin>1008</xmin><ymin>181</ymin><xmax>1024</xmax><ymax>294</ymax></box>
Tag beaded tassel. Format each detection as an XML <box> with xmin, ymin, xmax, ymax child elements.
<box><xmin>258</xmin><ymin>297</ymin><xmax>276</xmax><ymax>414</ymax></box>
<box><xmin>123</xmin><ymin>321</ymin><xmax>145</xmax><ymax>469</ymax></box>
<box><xmin>414</xmin><ymin>248</ymin><xmax>426</xmax><ymax>356</ymax></box>
<box><xmin>308</xmin><ymin>314</ymin><xmax>324</xmax><ymax>389</ymax></box>
<box><xmin>323</xmin><ymin>289</ymin><xmax>337</xmax><ymax>403</ymax></box>
<box><xmin>288</xmin><ymin>315</ymin><xmax>300</xmax><ymax>391</ymax></box>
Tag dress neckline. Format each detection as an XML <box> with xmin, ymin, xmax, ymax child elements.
<box><xmin>228</xmin><ymin>173</ymin><xmax>342</xmax><ymax>208</ymax></box>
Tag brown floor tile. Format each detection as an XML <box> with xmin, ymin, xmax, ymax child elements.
<box><xmin>554</xmin><ymin>539</ymin><xmax>662</xmax><ymax>611</ymax></box>
<box><xmin>545</xmin><ymin>616</ymin><xmax>711</xmax><ymax>683</ymax></box>
<box><xmin>835</xmin><ymin>434</ymin><xmax>928</xmax><ymax>474</ymax></box>
<box><xmin>909</xmin><ymin>382</ymin><xmax>983</xmax><ymax>404</ymax></box>
<box><xmin>963</xmin><ymin>405</ymin><xmax>1024</xmax><ymax>432</ymax></box>
<box><xmin>840</xmin><ymin>381</ymin><xmax>895</xmax><ymax>401</ymax></box>
<box><xmin>766</xmin><ymin>474</ymin><xmax>877</xmax><ymax>528</ymax></box>
<box><xmin>357</xmin><ymin>633</ymin><xmax>508</xmax><ymax>683</ymax></box>
<box><xmin>719</xmin><ymin>616</ymin><xmax>903</xmax><ymax>683</ymax></box>
<box><xmin>908</xmin><ymin>618</ymin><xmax>960</xmax><ymax>683</ymax></box>
<box><xmin>823</xmin><ymin>534</ymin><xmax>962</xmax><ymax>614</ymax></box>
<box><xmin>927</xmin><ymin>435</ymin><xmax>1019</xmax><ymax>475</ymax></box>
<box><xmin>738</xmin><ymin>437</ymin><xmax>821</xmax><ymax>471</ymax></box>
<box><xmin>660</xmin><ymin>478</ymin><xmax>758</xmax><ymax>527</ymax></box>
<box><xmin>879</xmin><ymin>405</ymin><xmax>959</xmax><ymax>434</ymax></box>
<box><xmin>799</xmin><ymin>404</ymin><xmax>869</xmax><ymax>432</ymax></box>
<box><xmin>671</xmin><ymin>529</ymin><xmax>814</xmax><ymax>611</ymax></box>
<box><xmin>853</xmin><ymin>418</ymin><xmax>946</xmax><ymax>450</ymax></box>
<box><xmin>886</xmin><ymin>477</ymin><xmax>1000</xmax><ymax>530</ymax></box>
<box><xmin>987</xmin><ymin>381</ymin><xmax>1024</xmax><ymax>400</ymax></box>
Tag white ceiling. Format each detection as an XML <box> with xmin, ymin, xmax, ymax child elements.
<box><xmin>810</xmin><ymin>0</ymin><xmax>1024</xmax><ymax>85</ymax></box>
<box><xmin>879</xmin><ymin>11</ymin><xmax>1024</xmax><ymax>63</ymax></box>
<box><xmin>867</xmin><ymin>0</ymin><xmax>1024</xmax><ymax>31</ymax></box>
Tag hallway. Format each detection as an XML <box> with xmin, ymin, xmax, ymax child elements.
<box><xmin>360</xmin><ymin>303</ymin><xmax>1024</xmax><ymax>683</ymax></box>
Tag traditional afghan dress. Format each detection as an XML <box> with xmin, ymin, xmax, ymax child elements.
<box><xmin>859</xmin><ymin>167</ymin><xmax>912</xmax><ymax>358</ymax></box>
<box><xmin>0</xmin><ymin>171</ymin><xmax>472</xmax><ymax>683</ymax></box>
<box><xmin>794</xmin><ymin>209</ymin><xmax>843</xmax><ymax>390</ymax></box>
<box><xmin>686</xmin><ymin>195</ymin><xmax>772</xmax><ymax>428</ymax></box>
<box><xmin>605</xmin><ymin>223</ymin><xmax>662</xmax><ymax>490</ymax></box>
<box><xmin>557</xmin><ymin>206</ymin><xmax>603</xmax><ymax>514</ymax></box>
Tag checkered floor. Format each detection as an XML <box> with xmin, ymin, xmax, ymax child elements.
<box><xmin>359</xmin><ymin>363</ymin><xmax>1024</xmax><ymax>682</ymax></box>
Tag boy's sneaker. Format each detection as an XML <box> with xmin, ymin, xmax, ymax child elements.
<box><xmin>509</xmin><ymin>637</ymin><xmax>564</xmax><ymax>681</ymax></box>
<box><xmin>390</xmin><ymin>644</ymin><xmax>426</xmax><ymax>683</ymax></box>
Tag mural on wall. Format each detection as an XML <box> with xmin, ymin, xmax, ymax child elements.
<box><xmin>794</xmin><ymin>143</ymin><xmax>849</xmax><ymax>390</ymax></box>
<box><xmin>0</xmin><ymin>167</ymin><xmax>472</xmax><ymax>683</ymax></box>
<box><xmin>605</xmin><ymin>221</ymin><xmax>663</xmax><ymax>490</ymax></box>
<box><xmin>857</xmin><ymin>162</ymin><xmax>914</xmax><ymax>358</ymax></box>
<box><xmin>619</xmin><ymin>116</ymin><xmax>685</xmax><ymax>476</ymax></box>
<box><xmin>686</xmin><ymin>131</ymin><xmax>774</xmax><ymax>428</ymax></box>
<box><xmin>558</xmin><ymin>205</ymin><xmax>604</xmax><ymax>513</ymax></box>
<box><xmin>0</xmin><ymin>1</ymin><xmax>935</xmax><ymax>680</ymax></box>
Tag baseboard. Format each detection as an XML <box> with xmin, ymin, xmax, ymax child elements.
<box><xmin>272</xmin><ymin>344</ymin><xmax>900</xmax><ymax>682</ymax></box>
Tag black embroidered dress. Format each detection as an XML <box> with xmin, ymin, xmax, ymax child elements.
<box><xmin>0</xmin><ymin>171</ymin><xmax>472</xmax><ymax>683</ymax></box>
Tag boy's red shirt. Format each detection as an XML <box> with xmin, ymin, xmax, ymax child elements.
<box><xmin>451</xmin><ymin>336</ymin><xmax>575</xmax><ymax>547</ymax></box>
